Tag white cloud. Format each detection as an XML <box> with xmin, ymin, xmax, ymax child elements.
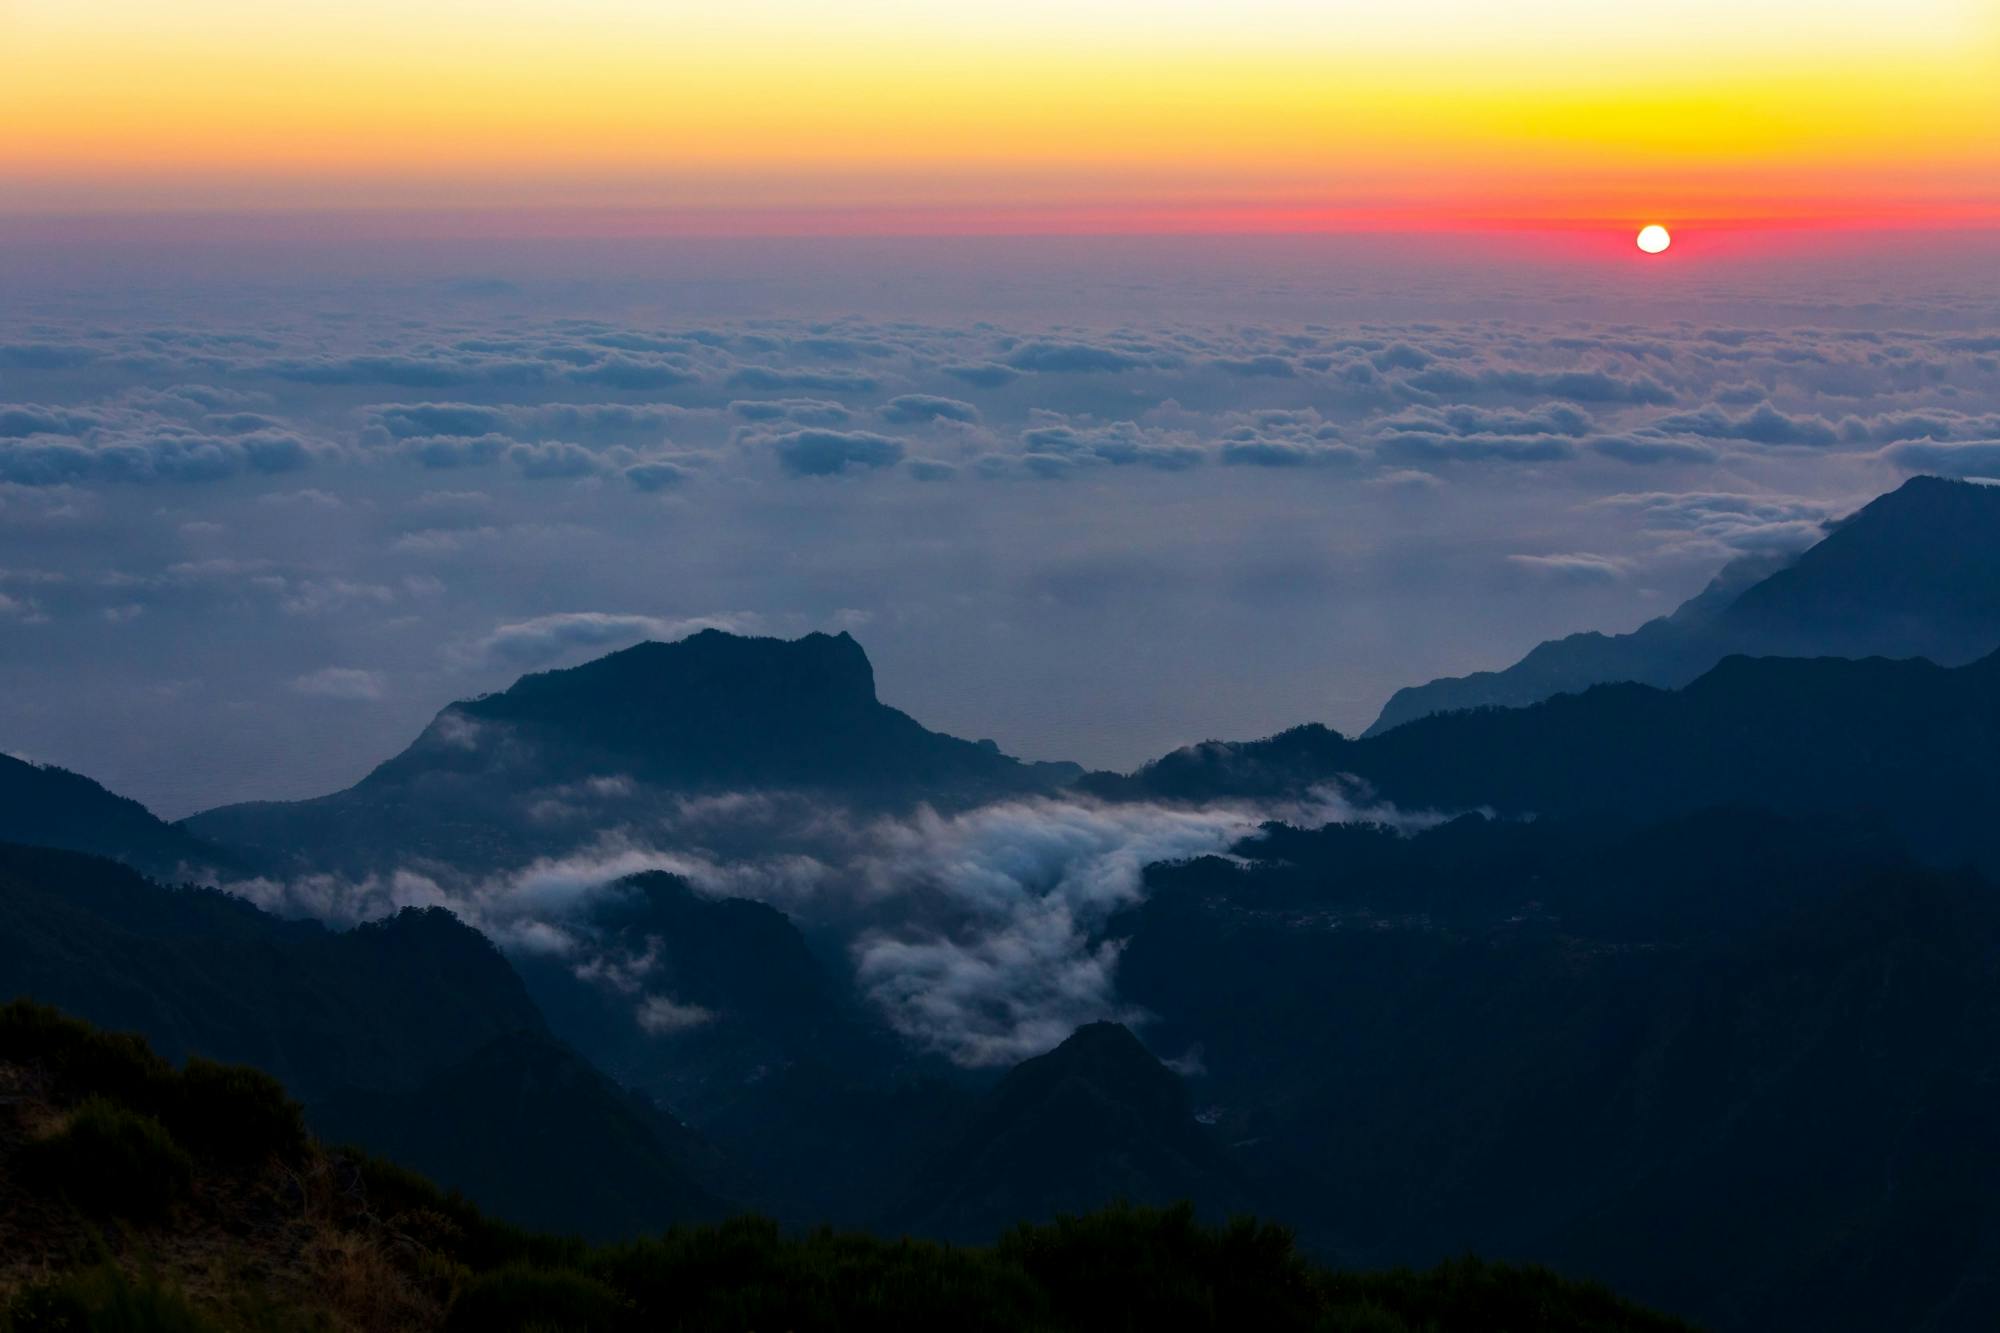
<box><xmin>291</xmin><ymin>666</ymin><xmax>387</xmax><ymax>700</ymax></box>
<box><xmin>847</xmin><ymin>788</ymin><xmax>1426</xmax><ymax>1066</ymax></box>
<box><xmin>1507</xmin><ymin>552</ymin><xmax>1630</xmax><ymax>582</ymax></box>
<box><xmin>465</xmin><ymin>610</ymin><xmax>763</xmax><ymax>667</ymax></box>
<box><xmin>636</xmin><ymin>996</ymin><xmax>716</xmax><ymax>1034</ymax></box>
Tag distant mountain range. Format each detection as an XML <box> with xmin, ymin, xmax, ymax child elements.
<box><xmin>0</xmin><ymin>753</ymin><xmax>234</xmax><ymax>881</ymax></box>
<box><xmin>1368</xmin><ymin>475</ymin><xmax>2000</xmax><ymax>733</ymax></box>
<box><xmin>7</xmin><ymin>476</ymin><xmax>2000</xmax><ymax>1329</ymax></box>
<box><xmin>0</xmin><ymin>835</ymin><xmax>1253</xmax><ymax>1247</ymax></box>
<box><xmin>0</xmin><ymin>1006</ymin><xmax>1694</xmax><ymax>1333</ymax></box>
<box><xmin>883</xmin><ymin>1021</ymin><xmax>1252</xmax><ymax>1243</ymax></box>
<box><xmin>512</xmin><ymin>869</ymin><xmax>900</xmax><ymax>1124</ymax></box>
<box><xmin>183</xmin><ymin>629</ymin><xmax>1080</xmax><ymax>875</ymax></box>
<box><xmin>1106</xmin><ymin>809</ymin><xmax>2000</xmax><ymax>1332</ymax></box>
<box><xmin>1087</xmin><ymin>647</ymin><xmax>2000</xmax><ymax>872</ymax></box>
<box><xmin>311</xmin><ymin>1026</ymin><xmax>727</xmax><ymax>1239</ymax></box>
<box><xmin>0</xmin><ymin>841</ymin><xmax>725</xmax><ymax>1238</ymax></box>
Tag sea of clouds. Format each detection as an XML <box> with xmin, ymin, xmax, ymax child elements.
<box><xmin>5</xmin><ymin>230</ymin><xmax>1995</xmax><ymax>1066</ymax></box>
<box><xmin>2</xmin><ymin>234</ymin><xmax>1996</xmax><ymax>821</ymax></box>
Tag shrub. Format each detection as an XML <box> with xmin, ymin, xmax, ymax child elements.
<box><xmin>0</xmin><ymin>1001</ymin><xmax>175</xmax><ymax>1113</ymax></box>
<box><xmin>344</xmin><ymin>1150</ymin><xmax>582</xmax><ymax>1272</ymax></box>
<box><xmin>1321</xmin><ymin>1256</ymin><xmax>1695</xmax><ymax>1333</ymax></box>
<box><xmin>589</xmin><ymin>1220</ymin><xmax>1047</xmax><ymax>1333</ymax></box>
<box><xmin>168</xmin><ymin>1059</ymin><xmax>308</xmax><ymax>1168</ymax></box>
<box><xmin>998</xmin><ymin>1203</ymin><xmax>1320</xmax><ymax>1332</ymax></box>
<box><xmin>3</xmin><ymin>1263</ymin><xmax>221</xmax><ymax>1333</ymax></box>
<box><xmin>444</xmin><ymin>1265</ymin><xmax>629</xmax><ymax>1333</ymax></box>
<box><xmin>19</xmin><ymin>1098</ymin><xmax>194</xmax><ymax>1221</ymax></box>
<box><xmin>1</xmin><ymin>1001</ymin><xmax>309</xmax><ymax>1171</ymax></box>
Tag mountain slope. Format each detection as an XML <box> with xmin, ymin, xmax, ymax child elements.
<box><xmin>184</xmin><ymin>630</ymin><xmax>1079</xmax><ymax>874</ymax></box>
<box><xmin>0</xmin><ymin>753</ymin><xmax>233</xmax><ymax>880</ymax></box>
<box><xmin>0</xmin><ymin>842</ymin><xmax>542</xmax><ymax>1096</ymax></box>
<box><xmin>312</xmin><ymin>1028</ymin><xmax>727</xmax><ymax>1239</ymax></box>
<box><xmin>884</xmin><ymin>1021</ymin><xmax>1253</xmax><ymax>1243</ymax></box>
<box><xmin>513</xmin><ymin>869</ymin><xmax>896</xmax><ymax>1123</ymax></box>
<box><xmin>0</xmin><ymin>841</ymin><xmax>725</xmax><ymax>1235</ymax></box>
<box><xmin>0</xmin><ymin>1007</ymin><xmax>1696</xmax><ymax>1333</ymax></box>
<box><xmin>1368</xmin><ymin>475</ymin><xmax>2000</xmax><ymax>734</ymax></box>
<box><xmin>1107</xmin><ymin>809</ymin><xmax>2000</xmax><ymax>1333</ymax></box>
<box><xmin>1089</xmin><ymin>648</ymin><xmax>2000</xmax><ymax>871</ymax></box>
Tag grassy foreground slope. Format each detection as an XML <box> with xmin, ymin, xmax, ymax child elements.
<box><xmin>0</xmin><ymin>1001</ymin><xmax>1694</xmax><ymax>1333</ymax></box>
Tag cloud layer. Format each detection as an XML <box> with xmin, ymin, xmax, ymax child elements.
<box><xmin>2</xmin><ymin>255</ymin><xmax>1994</xmax><ymax>816</ymax></box>
<box><xmin>228</xmin><ymin>784</ymin><xmax>1427</xmax><ymax>1067</ymax></box>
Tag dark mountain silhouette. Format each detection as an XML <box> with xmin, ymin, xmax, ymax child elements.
<box><xmin>14</xmin><ymin>483</ymin><xmax>2000</xmax><ymax>1325</ymax></box>
<box><xmin>704</xmin><ymin>1059</ymin><xmax>981</xmax><ymax>1227</ymax></box>
<box><xmin>0</xmin><ymin>841</ymin><xmax>725</xmax><ymax>1235</ymax></box>
<box><xmin>1106</xmin><ymin>809</ymin><xmax>2000</xmax><ymax>1333</ymax></box>
<box><xmin>1368</xmin><ymin>475</ymin><xmax>2000</xmax><ymax>733</ymax></box>
<box><xmin>183</xmin><ymin>629</ymin><xmax>1080</xmax><ymax>874</ymax></box>
<box><xmin>1086</xmin><ymin>647</ymin><xmax>2000</xmax><ymax>871</ymax></box>
<box><xmin>501</xmin><ymin>868</ymin><xmax>972</xmax><ymax>1227</ymax></box>
<box><xmin>0</xmin><ymin>1008</ymin><xmax>1694</xmax><ymax>1333</ymax></box>
<box><xmin>883</xmin><ymin>1021</ymin><xmax>1253</xmax><ymax>1243</ymax></box>
<box><xmin>313</xmin><ymin>1028</ymin><xmax>727</xmax><ymax>1239</ymax></box>
<box><xmin>0</xmin><ymin>842</ymin><xmax>541</xmax><ymax>1095</ymax></box>
<box><xmin>513</xmin><ymin>870</ymin><xmax>895</xmax><ymax>1122</ymax></box>
<box><xmin>0</xmin><ymin>752</ymin><xmax>234</xmax><ymax>880</ymax></box>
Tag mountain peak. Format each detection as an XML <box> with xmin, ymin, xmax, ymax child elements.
<box><xmin>1860</xmin><ymin>471</ymin><xmax>1996</xmax><ymax>510</ymax></box>
<box><xmin>1722</xmin><ymin>475</ymin><xmax>2000</xmax><ymax>634</ymax></box>
<box><xmin>1796</xmin><ymin>474</ymin><xmax>2000</xmax><ymax>543</ymax></box>
<box><xmin>185</xmin><ymin>629</ymin><xmax>1078</xmax><ymax>875</ymax></box>
<box><xmin>1009</xmin><ymin>1021</ymin><xmax>1173</xmax><ymax>1089</ymax></box>
<box><xmin>0</xmin><ymin>753</ymin><xmax>231</xmax><ymax>880</ymax></box>
<box><xmin>1367</xmin><ymin>475</ymin><xmax>2000</xmax><ymax>734</ymax></box>
<box><xmin>489</xmin><ymin>628</ymin><xmax>880</xmax><ymax>719</ymax></box>
<box><xmin>442</xmin><ymin>629</ymin><xmax>1044</xmax><ymax>793</ymax></box>
<box><xmin>883</xmin><ymin>1020</ymin><xmax>1250</xmax><ymax>1241</ymax></box>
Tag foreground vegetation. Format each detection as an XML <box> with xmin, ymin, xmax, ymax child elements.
<box><xmin>0</xmin><ymin>1001</ymin><xmax>1693</xmax><ymax>1332</ymax></box>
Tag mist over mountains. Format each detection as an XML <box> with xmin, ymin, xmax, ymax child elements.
<box><xmin>183</xmin><ymin>628</ymin><xmax>1079</xmax><ymax>878</ymax></box>
<box><xmin>6</xmin><ymin>473</ymin><xmax>2000</xmax><ymax>1329</ymax></box>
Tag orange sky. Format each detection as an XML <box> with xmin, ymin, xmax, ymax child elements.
<box><xmin>4</xmin><ymin>0</ymin><xmax>1997</xmax><ymax>232</ymax></box>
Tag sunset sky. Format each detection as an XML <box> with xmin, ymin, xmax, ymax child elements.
<box><xmin>7</xmin><ymin>2</ymin><xmax>2000</xmax><ymax>808</ymax></box>
<box><xmin>6</xmin><ymin>0</ymin><xmax>1997</xmax><ymax>230</ymax></box>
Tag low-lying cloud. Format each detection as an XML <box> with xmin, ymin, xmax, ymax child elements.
<box><xmin>467</xmin><ymin>611</ymin><xmax>763</xmax><ymax>667</ymax></box>
<box><xmin>224</xmin><ymin>784</ymin><xmax>1433</xmax><ymax>1069</ymax></box>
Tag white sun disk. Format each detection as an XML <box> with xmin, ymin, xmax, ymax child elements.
<box><xmin>1637</xmin><ymin>224</ymin><xmax>1671</xmax><ymax>254</ymax></box>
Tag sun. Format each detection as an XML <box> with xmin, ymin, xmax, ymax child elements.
<box><xmin>1636</xmin><ymin>224</ymin><xmax>1672</xmax><ymax>254</ymax></box>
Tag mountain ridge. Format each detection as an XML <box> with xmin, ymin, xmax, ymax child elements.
<box><xmin>183</xmin><ymin>629</ymin><xmax>1081</xmax><ymax>875</ymax></box>
<box><xmin>0</xmin><ymin>752</ymin><xmax>235</xmax><ymax>881</ymax></box>
<box><xmin>1367</xmin><ymin>475</ymin><xmax>2000</xmax><ymax>734</ymax></box>
<box><xmin>1087</xmin><ymin>645</ymin><xmax>2000</xmax><ymax>871</ymax></box>
<box><xmin>0</xmin><ymin>1003</ymin><xmax>1697</xmax><ymax>1332</ymax></box>
<box><xmin>0</xmin><ymin>840</ymin><xmax>727</xmax><ymax>1235</ymax></box>
<box><xmin>1107</xmin><ymin>808</ymin><xmax>2000</xmax><ymax>1332</ymax></box>
<box><xmin>883</xmin><ymin>1021</ymin><xmax>1254</xmax><ymax>1243</ymax></box>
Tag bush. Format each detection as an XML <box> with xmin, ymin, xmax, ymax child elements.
<box><xmin>444</xmin><ymin>1265</ymin><xmax>629</xmax><ymax>1333</ymax></box>
<box><xmin>169</xmin><ymin>1059</ymin><xmax>308</xmax><ymax>1169</ymax></box>
<box><xmin>3</xmin><ymin>1263</ymin><xmax>221</xmax><ymax>1333</ymax></box>
<box><xmin>0</xmin><ymin>1002</ymin><xmax>175</xmax><ymax>1114</ymax></box>
<box><xmin>997</xmin><ymin>1203</ymin><xmax>1320</xmax><ymax>1332</ymax></box>
<box><xmin>1321</xmin><ymin>1256</ymin><xmax>1695</xmax><ymax>1333</ymax></box>
<box><xmin>0</xmin><ymin>1008</ymin><xmax>1696</xmax><ymax>1333</ymax></box>
<box><xmin>1</xmin><ymin>1001</ymin><xmax>308</xmax><ymax>1171</ymax></box>
<box><xmin>344</xmin><ymin>1150</ymin><xmax>583</xmax><ymax>1273</ymax></box>
<box><xmin>19</xmin><ymin>1098</ymin><xmax>194</xmax><ymax>1221</ymax></box>
<box><xmin>588</xmin><ymin>1219</ymin><xmax>1047</xmax><ymax>1333</ymax></box>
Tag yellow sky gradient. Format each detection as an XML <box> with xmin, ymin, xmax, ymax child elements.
<box><xmin>4</xmin><ymin>0</ymin><xmax>1996</xmax><ymax>228</ymax></box>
